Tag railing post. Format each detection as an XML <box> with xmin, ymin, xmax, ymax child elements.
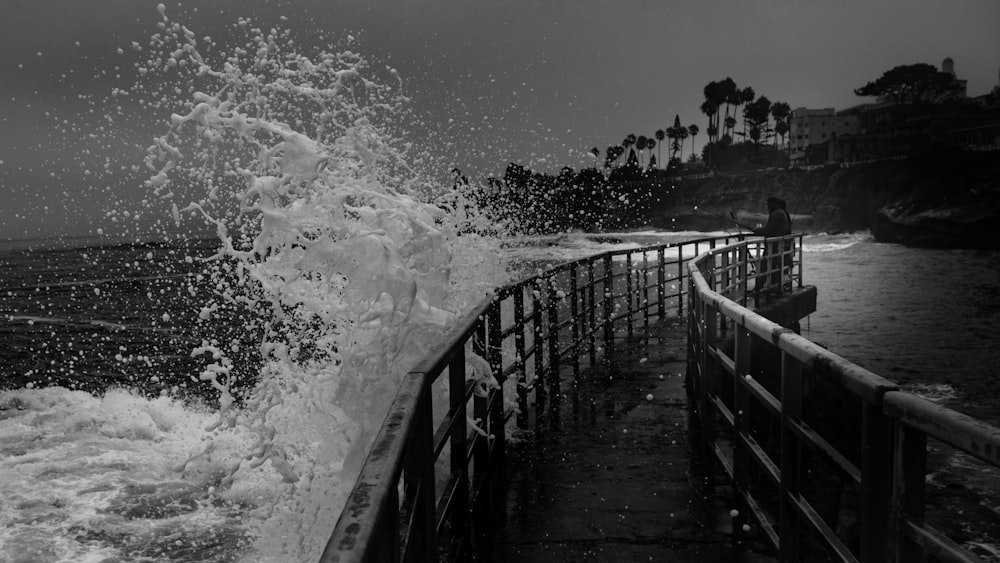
<box><xmin>657</xmin><ymin>247</ymin><xmax>666</xmax><ymax>319</ymax></box>
<box><xmin>403</xmin><ymin>378</ymin><xmax>437</xmax><ymax>563</ymax></box>
<box><xmin>700</xmin><ymin>295</ymin><xmax>718</xmax><ymax>493</ymax></box>
<box><xmin>588</xmin><ymin>259</ymin><xmax>597</xmax><ymax>366</ymax></box>
<box><xmin>473</xmin><ymin>316</ymin><xmax>488</xmax><ymax>486</ymax></box>
<box><xmin>860</xmin><ymin>401</ymin><xmax>892</xmax><ymax>562</ymax></box>
<box><xmin>570</xmin><ymin>265</ymin><xmax>580</xmax><ymax>379</ymax></box>
<box><xmin>626</xmin><ymin>251</ymin><xmax>634</xmax><ymax>337</ymax></box>
<box><xmin>603</xmin><ymin>254</ymin><xmax>614</xmax><ymax>358</ymax></box>
<box><xmin>532</xmin><ymin>284</ymin><xmax>546</xmax><ymax>415</ymax></box>
<box><xmin>738</xmin><ymin>244</ymin><xmax>750</xmax><ymax>308</ymax></box>
<box><xmin>797</xmin><ymin>234</ymin><xmax>804</xmax><ymax>288</ymax></box>
<box><xmin>487</xmin><ymin>298</ymin><xmax>506</xmax><ymax>464</ymax></box>
<box><xmin>889</xmin><ymin>421</ymin><xmax>927</xmax><ymax>563</ymax></box>
<box><xmin>642</xmin><ymin>250</ymin><xmax>650</xmax><ymax>333</ymax></box>
<box><xmin>676</xmin><ymin>245</ymin><xmax>684</xmax><ymax>315</ymax></box>
<box><xmin>514</xmin><ymin>286</ymin><xmax>528</xmax><ymax>429</ymax></box>
<box><xmin>779</xmin><ymin>351</ymin><xmax>803</xmax><ymax>562</ymax></box>
<box><xmin>732</xmin><ymin>322</ymin><xmax>752</xmax><ymax>552</ymax></box>
<box><xmin>546</xmin><ymin>277</ymin><xmax>560</xmax><ymax>397</ymax></box>
<box><xmin>448</xmin><ymin>344</ymin><xmax>470</xmax><ymax>550</ymax></box>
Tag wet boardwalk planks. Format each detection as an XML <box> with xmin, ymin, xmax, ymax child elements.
<box><xmin>471</xmin><ymin>318</ymin><xmax>758</xmax><ymax>562</ymax></box>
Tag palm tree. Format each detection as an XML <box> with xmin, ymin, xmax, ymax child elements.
<box><xmin>702</xmin><ymin>80</ymin><xmax>725</xmax><ymax>143</ymax></box>
<box><xmin>636</xmin><ymin>135</ymin><xmax>648</xmax><ymax>166</ymax></box>
<box><xmin>645</xmin><ymin>138</ymin><xmax>656</xmax><ymax>167</ymax></box>
<box><xmin>590</xmin><ymin>146</ymin><xmax>601</xmax><ymax>168</ymax></box>
<box><xmin>723</xmin><ymin>116</ymin><xmax>737</xmax><ymax>144</ymax></box>
<box><xmin>604</xmin><ymin>145</ymin><xmax>617</xmax><ymax>170</ymax></box>
<box><xmin>739</xmin><ymin>86</ymin><xmax>755</xmax><ymax>139</ymax></box>
<box><xmin>623</xmin><ymin>134</ymin><xmax>637</xmax><ymax>154</ymax></box>
<box><xmin>687</xmin><ymin>124</ymin><xmax>699</xmax><ymax>160</ymax></box>
<box><xmin>654</xmin><ymin>129</ymin><xmax>666</xmax><ymax>166</ymax></box>
<box><xmin>719</xmin><ymin>77</ymin><xmax>739</xmax><ymax>140</ymax></box>
<box><xmin>677</xmin><ymin>127</ymin><xmax>689</xmax><ymax>163</ymax></box>
<box><xmin>770</xmin><ymin>101</ymin><xmax>791</xmax><ymax>149</ymax></box>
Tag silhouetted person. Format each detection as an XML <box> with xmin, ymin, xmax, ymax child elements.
<box><xmin>744</xmin><ymin>197</ymin><xmax>792</xmax><ymax>302</ymax></box>
<box><xmin>751</xmin><ymin>197</ymin><xmax>791</xmax><ymax>237</ymax></box>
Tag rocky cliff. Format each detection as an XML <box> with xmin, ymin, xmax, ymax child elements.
<box><xmin>644</xmin><ymin>150</ymin><xmax>1000</xmax><ymax>249</ymax></box>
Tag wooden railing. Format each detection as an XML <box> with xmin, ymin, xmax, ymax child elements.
<box><xmin>687</xmin><ymin>236</ymin><xmax>1000</xmax><ymax>562</ymax></box>
<box><xmin>320</xmin><ymin>233</ymin><xmax>745</xmax><ymax>562</ymax></box>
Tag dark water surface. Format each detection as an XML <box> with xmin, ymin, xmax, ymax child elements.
<box><xmin>801</xmin><ymin>234</ymin><xmax>1000</xmax><ymax>423</ymax></box>
<box><xmin>2</xmin><ymin>232</ymin><xmax>998</xmax><ymax>560</ymax></box>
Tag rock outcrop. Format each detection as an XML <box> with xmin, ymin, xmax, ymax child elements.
<box><xmin>644</xmin><ymin>150</ymin><xmax>1000</xmax><ymax>250</ymax></box>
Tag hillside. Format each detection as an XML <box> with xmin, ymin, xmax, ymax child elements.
<box><xmin>644</xmin><ymin>151</ymin><xmax>1000</xmax><ymax>249</ymax></box>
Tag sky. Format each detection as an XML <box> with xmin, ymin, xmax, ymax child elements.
<box><xmin>1</xmin><ymin>0</ymin><xmax>999</xmax><ymax>240</ymax></box>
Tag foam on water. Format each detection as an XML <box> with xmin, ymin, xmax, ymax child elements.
<box><xmin>801</xmin><ymin>232</ymin><xmax>874</xmax><ymax>253</ymax></box>
<box><xmin>1</xmin><ymin>9</ymin><xmax>507</xmax><ymax>562</ymax></box>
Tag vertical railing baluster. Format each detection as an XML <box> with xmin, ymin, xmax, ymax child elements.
<box><xmin>487</xmin><ymin>298</ymin><xmax>505</xmax><ymax>464</ymax></box>
<box><xmin>861</xmin><ymin>401</ymin><xmax>891</xmax><ymax>562</ymax></box>
<box><xmin>677</xmin><ymin>245</ymin><xmax>684</xmax><ymax>315</ymax></box>
<box><xmin>386</xmin><ymin>480</ymin><xmax>401</xmax><ymax>562</ymax></box>
<box><xmin>532</xmin><ymin>284</ymin><xmax>546</xmax><ymax>417</ymax></box>
<box><xmin>588</xmin><ymin>259</ymin><xmax>597</xmax><ymax>366</ymax></box>
<box><xmin>701</xmin><ymin>293</ymin><xmax>718</xmax><ymax>494</ymax></box>
<box><xmin>738</xmin><ymin>244</ymin><xmax>749</xmax><ymax>308</ymax></box>
<box><xmin>797</xmin><ymin>234</ymin><xmax>804</xmax><ymax>288</ymax></box>
<box><xmin>889</xmin><ymin>421</ymin><xmax>927</xmax><ymax>563</ymax></box>
<box><xmin>626</xmin><ymin>251</ymin><xmax>634</xmax><ymax>337</ymax></box>
<box><xmin>733</xmin><ymin>322</ymin><xmax>752</xmax><ymax>552</ymax></box>
<box><xmin>472</xmin><ymin>316</ymin><xmax>488</xmax><ymax>490</ymax></box>
<box><xmin>779</xmin><ymin>351</ymin><xmax>803</xmax><ymax>562</ymax></box>
<box><xmin>403</xmin><ymin>377</ymin><xmax>436</xmax><ymax>563</ymax></box>
<box><xmin>448</xmin><ymin>343</ymin><xmax>470</xmax><ymax>549</ymax></box>
<box><xmin>570</xmin><ymin>265</ymin><xmax>580</xmax><ymax>379</ymax></box>
<box><xmin>603</xmin><ymin>254</ymin><xmax>615</xmax><ymax>358</ymax></box>
<box><xmin>514</xmin><ymin>286</ymin><xmax>527</xmax><ymax>429</ymax></box>
<box><xmin>642</xmin><ymin>250</ymin><xmax>650</xmax><ymax>333</ymax></box>
<box><xmin>657</xmin><ymin>247</ymin><xmax>666</xmax><ymax>319</ymax></box>
<box><xmin>547</xmin><ymin>276</ymin><xmax>560</xmax><ymax>400</ymax></box>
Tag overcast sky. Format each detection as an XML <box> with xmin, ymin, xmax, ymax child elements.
<box><xmin>2</xmin><ymin>0</ymin><xmax>999</xmax><ymax>240</ymax></box>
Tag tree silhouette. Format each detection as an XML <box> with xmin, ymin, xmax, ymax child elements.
<box><xmin>770</xmin><ymin>102</ymin><xmax>791</xmax><ymax>148</ymax></box>
<box><xmin>636</xmin><ymin>135</ymin><xmax>648</xmax><ymax>166</ymax></box>
<box><xmin>590</xmin><ymin>147</ymin><xmax>601</xmax><ymax>169</ymax></box>
<box><xmin>687</xmin><ymin>124</ymin><xmax>699</xmax><ymax>160</ymax></box>
<box><xmin>623</xmin><ymin>134</ymin><xmax>637</xmax><ymax>154</ymax></box>
<box><xmin>854</xmin><ymin>63</ymin><xmax>964</xmax><ymax>105</ymax></box>
<box><xmin>738</xmin><ymin>86</ymin><xmax>755</xmax><ymax>139</ymax></box>
<box><xmin>702</xmin><ymin>80</ymin><xmax>726</xmax><ymax>143</ymax></box>
<box><xmin>719</xmin><ymin>78</ymin><xmax>739</xmax><ymax>140</ymax></box>
<box><xmin>744</xmin><ymin>95</ymin><xmax>772</xmax><ymax>145</ymax></box>
<box><xmin>654</xmin><ymin>129</ymin><xmax>665</xmax><ymax>167</ymax></box>
<box><xmin>645</xmin><ymin>138</ymin><xmax>656</xmax><ymax>167</ymax></box>
<box><xmin>669</xmin><ymin>115</ymin><xmax>684</xmax><ymax>162</ymax></box>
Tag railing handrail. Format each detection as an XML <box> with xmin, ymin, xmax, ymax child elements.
<box><xmin>322</xmin><ymin>232</ymin><xmax>744</xmax><ymax>562</ymax></box>
<box><xmin>687</xmin><ymin>237</ymin><xmax>1000</xmax><ymax>562</ymax></box>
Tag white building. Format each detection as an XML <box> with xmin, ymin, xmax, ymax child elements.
<box><xmin>788</xmin><ymin>108</ymin><xmax>861</xmax><ymax>164</ymax></box>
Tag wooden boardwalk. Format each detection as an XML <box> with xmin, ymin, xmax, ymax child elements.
<box><xmin>470</xmin><ymin>318</ymin><xmax>769</xmax><ymax>562</ymax></box>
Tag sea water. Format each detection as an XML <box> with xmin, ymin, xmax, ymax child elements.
<box><xmin>2</xmin><ymin>8</ymin><xmax>509</xmax><ymax>562</ymax></box>
<box><xmin>4</xmin><ymin>232</ymin><xmax>1000</xmax><ymax>561</ymax></box>
<box><xmin>4</xmin><ymin>8</ymin><xmax>1000</xmax><ymax>562</ymax></box>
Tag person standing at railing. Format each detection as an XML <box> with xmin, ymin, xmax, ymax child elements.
<box><xmin>736</xmin><ymin>197</ymin><xmax>793</xmax><ymax>301</ymax></box>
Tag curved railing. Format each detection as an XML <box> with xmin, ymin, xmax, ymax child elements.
<box><xmin>687</xmin><ymin>236</ymin><xmax>1000</xmax><ymax>562</ymax></box>
<box><xmin>321</xmin><ymin>233</ymin><xmax>745</xmax><ymax>563</ymax></box>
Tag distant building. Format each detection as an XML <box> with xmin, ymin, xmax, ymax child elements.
<box><xmin>788</xmin><ymin>108</ymin><xmax>860</xmax><ymax>165</ymax></box>
<box><xmin>789</xmin><ymin>57</ymin><xmax>1000</xmax><ymax>166</ymax></box>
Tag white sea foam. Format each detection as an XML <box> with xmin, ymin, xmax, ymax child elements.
<box><xmin>2</xmin><ymin>9</ymin><xmax>509</xmax><ymax>563</ymax></box>
<box><xmin>802</xmin><ymin>232</ymin><xmax>874</xmax><ymax>253</ymax></box>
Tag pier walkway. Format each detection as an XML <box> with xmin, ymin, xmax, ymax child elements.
<box><xmin>322</xmin><ymin>233</ymin><xmax>1000</xmax><ymax>563</ymax></box>
<box><xmin>471</xmin><ymin>318</ymin><xmax>735</xmax><ymax>562</ymax></box>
